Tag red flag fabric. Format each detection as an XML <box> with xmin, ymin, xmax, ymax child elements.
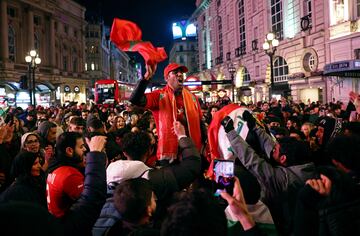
<box><xmin>110</xmin><ymin>18</ymin><xmax>167</xmax><ymax>66</ymax></box>
<box><xmin>206</xmin><ymin>104</ymin><xmax>250</xmax><ymax>178</ymax></box>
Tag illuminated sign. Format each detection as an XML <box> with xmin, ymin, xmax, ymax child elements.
<box><xmin>172</xmin><ymin>20</ymin><xmax>197</xmax><ymax>40</ymax></box>
<box><xmin>96</xmin><ymin>83</ymin><xmax>115</xmax><ymax>89</ymax></box>
<box><xmin>74</xmin><ymin>86</ymin><xmax>80</xmax><ymax>93</ymax></box>
<box><xmin>64</xmin><ymin>85</ymin><xmax>71</xmax><ymax>93</ymax></box>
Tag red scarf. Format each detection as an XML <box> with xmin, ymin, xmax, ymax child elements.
<box><xmin>156</xmin><ymin>86</ymin><xmax>202</xmax><ymax>159</ymax></box>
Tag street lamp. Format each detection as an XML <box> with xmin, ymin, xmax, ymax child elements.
<box><xmin>228</xmin><ymin>64</ymin><xmax>236</xmax><ymax>102</ymax></box>
<box><xmin>25</xmin><ymin>50</ymin><xmax>41</xmax><ymax>106</ymax></box>
<box><xmin>262</xmin><ymin>32</ymin><xmax>279</xmax><ymax>100</ymax></box>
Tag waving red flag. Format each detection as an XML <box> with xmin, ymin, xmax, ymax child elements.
<box><xmin>110</xmin><ymin>18</ymin><xmax>167</xmax><ymax>66</ymax></box>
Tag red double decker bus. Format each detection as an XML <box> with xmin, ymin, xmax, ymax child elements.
<box><xmin>94</xmin><ymin>79</ymin><xmax>120</xmax><ymax>104</ymax></box>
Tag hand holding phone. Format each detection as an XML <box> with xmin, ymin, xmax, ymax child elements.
<box><xmin>213</xmin><ymin>160</ymin><xmax>235</xmax><ymax>196</ymax></box>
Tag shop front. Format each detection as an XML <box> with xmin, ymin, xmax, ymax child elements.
<box><xmin>59</xmin><ymin>84</ymin><xmax>87</xmax><ymax>105</ymax></box>
<box><xmin>324</xmin><ymin>59</ymin><xmax>360</xmax><ymax>102</ymax></box>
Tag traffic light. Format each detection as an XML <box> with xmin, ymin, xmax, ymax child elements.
<box><xmin>19</xmin><ymin>75</ymin><xmax>28</xmax><ymax>89</ymax></box>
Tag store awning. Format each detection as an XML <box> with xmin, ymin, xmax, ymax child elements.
<box><xmin>324</xmin><ymin>60</ymin><xmax>360</xmax><ymax>78</ymax></box>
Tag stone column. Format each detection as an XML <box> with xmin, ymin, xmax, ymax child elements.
<box><xmin>49</xmin><ymin>18</ymin><xmax>56</xmax><ymax>66</ymax></box>
<box><xmin>27</xmin><ymin>8</ymin><xmax>34</xmax><ymax>50</ymax></box>
<box><xmin>0</xmin><ymin>0</ymin><xmax>9</xmax><ymax>60</ymax></box>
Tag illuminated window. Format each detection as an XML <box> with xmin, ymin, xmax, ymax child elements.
<box><xmin>238</xmin><ymin>0</ymin><xmax>246</xmax><ymax>52</ymax></box>
<box><xmin>243</xmin><ymin>67</ymin><xmax>251</xmax><ymax>82</ymax></box>
<box><xmin>271</xmin><ymin>0</ymin><xmax>283</xmax><ymax>40</ymax></box>
<box><xmin>273</xmin><ymin>57</ymin><xmax>289</xmax><ymax>82</ymax></box>
<box><xmin>8</xmin><ymin>26</ymin><xmax>15</xmax><ymax>62</ymax></box>
<box><xmin>329</xmin><ymin>0</ymin><xmax>349</xmax><ymax>25</ymax></box>
<box><xmin>85</xmin><ymin>63</ymin><xmax>88</xmax><ymax>71</ymax></box>
<box><xmin>91</xmin><ymin>63</ymin><xmax>95</xmax><ymax>71</ymax></box>
<box><xmin>217</xmin><ymin>16</ymin><xmax>223</xmax><ymax>59</ymax></box>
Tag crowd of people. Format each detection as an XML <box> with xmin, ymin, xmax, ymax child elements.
<box><xmin>0</xmin><ymin>63</ymin><xmax>360</xmax><ymax>236</ymax></box>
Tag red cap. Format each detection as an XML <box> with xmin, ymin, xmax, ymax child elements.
<box><xmin>163</xmin><ymin>63</ymin><xmax>188</xmax><ymax>78</ymax></box>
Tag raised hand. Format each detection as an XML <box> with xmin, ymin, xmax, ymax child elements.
<box><xmin>86</xmin><ymin>135</ymin><xmax>107</xmax><ymax>152</ymax></box>
<box><xmin>306</xmin><ymin>174</ymin><xmax>332</xmax><ymax>196</ymax></box>
<box><xmin>221</xmin><ymin>116</ymin><xmax>234</xmax><ymax>133</ymax></box>
<box><xmin>220</xmin><ymin>177</ymin><xmax>255</xmax><ymax>230</ymax></box>
<box><xmin>242</xmin><ymin>110</ymin><xmax>256</xmax><ymax>131</ymax></box>
<box><xmin>144</xmin><ymin>63</ymin><xmax>157</xmax><ymax>80</ymax></box>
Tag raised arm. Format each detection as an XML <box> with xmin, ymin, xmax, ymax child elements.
<box><xmin>129</xmin><ymin>64</ymin><xmax>156</xmax><ymax>106</ymax></box>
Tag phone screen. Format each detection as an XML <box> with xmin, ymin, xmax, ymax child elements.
<box><xmin>213</xmin><ymin>160</ymin><xmax>235</xmax><ymax>196</ymax></box>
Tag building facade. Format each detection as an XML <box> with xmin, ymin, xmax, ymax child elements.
<box><xmin>85</xmin><ymin>20</ymin><xmax>110</xmax><ymax>90</ymax></box>
<box><xmin>192</xmin><ymin>0</ymin><xmax>360</xmax><ymax>104</ymax></box>
<box><xmin>169</xmin><ymin>38</ymin><xmax>199</xmax><ymax>74</ymax></box>
<box><xmin>0</xmin><ymin>0</ymin><xmax>89</xmax><ymax>106</ymax></box>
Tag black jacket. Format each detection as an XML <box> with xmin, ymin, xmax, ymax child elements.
<box><xmin>92</xmin><ymin>137</ymin><xmax>201</xmax><ymax>236</ymax></box>
<box><xmin>60</xmin><ymin>151</ymin><xmax>107</xmax><ymax>236</ymax></box>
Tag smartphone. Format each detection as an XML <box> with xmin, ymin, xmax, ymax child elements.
<box><xmin>213</xmin><ymin>159</ymin><xmax>235</xmax><ymax>196</ymax></box>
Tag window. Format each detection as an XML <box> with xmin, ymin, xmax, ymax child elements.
<box><xmin>355</xmin><ymin>48</ymin><xmax>360</xmax><ymax>59</ymax></box>
<box><xmin>303</xmin><ymin>52</ymin><xmax>318</xmax><ymax>72</ymax></box>
<box><xmin>273</xmin><ymin>57</ymin><xmax>289</xmax><ymax>82</ymax></box>
<box><xmin>63</xmin><ymin>56</ymin><xmax>68</xmax><ymax>71</ymax></box>
<box><xmin>217</xmin><ymin>0</ymin><xmax>221</xmax><ymax>7</ymax></box>
<box><xmin>34</xmin><ymin>33</ymin><xmax>40</xmax><ymax>51</ymax></box>
<box><xmin>308</xmin><ymin>54</ymin><xmax>315</xmax><ymax>71</ymax></box>
<box><xmin>73</xmin><ymin>58</ymin><xmax>77</xmax><ymax>72</ymax></box>
<box><xmin>7</xmin><ymin>6</ymin><xmax>16</xmax><ymax>18</ymax></box>
<box><xmin>243</xmin><ymin>67</ymin><xmax>251</xmax><ymax>82</ymax></box>
<box><xmin>34</xmin><ymin>16</ymin><xmax>41</xmax><ymax>26</ymax></box>
<box><xmin>329</xmin><ymin>0</ymin><xmax>348</xmax><ymax>25</ymax></box>
<box><xmin>8</xmin><ymin>26</ymin><xmax>15</xmax><ymax>62</ymax></box>
<box><xmin>304</xmin><ymin>0</ymin><xmax>312</xmax><ymax>15</ymax></box>
<box><xmin>357</xmin><ymin>0</ymin><xmax>360</xmax><ymax>18</ymax></box>
<box><xmin>54</xmin><ymin>21</ymin><xmax>58</xmax><ymax>32</ymax></box>
<box><xmin>179</xmin><ymin>45</ymin><xmax>184</xmax><ymax>51</ymax></box>
<box><xmin>64</xmin><ymin>25</ymin><xmax>68</xmax><ymax>34</ymax></box>
<box><xmin>179</xmin><ymin>56</ymin><xmax>184</xmax><ymax>64</ymax></box>
<box><xmin>271</xmin><ymin>0</ymin><xmax>283</xmax><ymax>40</ymax></box>
<box><xmin>85</xmin><ymin>63</ymin><xmax>88</xmax><ymax>71</ymax></box>
<box><xmin>255</xmin><ymin>66</ymin><xmax>260</xmax><ymax>77</ymax></box>
<box><xmin>74</xmin><ymin>30</ymin><xmax>77</xmax><ymax>38</ymax></box>
<box><xmin>238</xmin><ymin>0</ymin><xmax>246</xmax><ymax>52</ymax></box>
<box><xmin>218</xmin><ymin>16</ymin><xmax>223</xmax><ymax>59</ymax></box>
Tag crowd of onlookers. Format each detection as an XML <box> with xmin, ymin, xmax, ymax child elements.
<box><xmin>0</xmin><ymin>92</ymin><xmax>360</xmax><ymax>236</ymax></box>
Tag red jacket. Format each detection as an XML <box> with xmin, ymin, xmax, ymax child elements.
<box><xmin>46</xmin><ymin>166</ymin><xmax>84</xmax><ymax>217</ymax></box>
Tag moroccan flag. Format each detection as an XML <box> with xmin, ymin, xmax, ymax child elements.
<box><xmin>110</xmin><ymin>18</ymin><xmax>167</xmax><ymax>66</ymax></box>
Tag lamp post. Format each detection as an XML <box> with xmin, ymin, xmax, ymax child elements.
<box><xmin>25</xmin><ymin>50</ymin><xmax>41</xmax><ymax>106</ymax></box>
<box><xmin>228</xmin><ymin>64</ymin><xmax>236</xmax><ymax>102</ymax></box>
<box><xmin>262</xmin><ymin>32</ymin><xmax>279</xmax><ymax>100</ymax></box>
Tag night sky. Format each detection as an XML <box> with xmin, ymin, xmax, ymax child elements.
<box><xmin>76</xmin><ymin>0</ymin><xmax>197</xmax><ymax>81</ymax></box>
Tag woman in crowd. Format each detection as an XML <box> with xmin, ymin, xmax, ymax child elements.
<box><xmin>0</xmin><ymin>151</ymin><xmax>46</xmax><ymax>207</ymax></box>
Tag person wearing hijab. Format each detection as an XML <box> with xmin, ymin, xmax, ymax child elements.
<box><xmin>0</xmin><ymin>151</ymin><xmax>46</xmax><ymax>207</ymax></box>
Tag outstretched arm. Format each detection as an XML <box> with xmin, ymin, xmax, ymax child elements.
<box><xmin>129</xmin><ymin>64</ymin><xmax>156</xmax><ymax>106</ymax></box>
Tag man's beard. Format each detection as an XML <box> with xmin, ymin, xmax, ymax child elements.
<box><xmin>72</xmin><ymin>152</ymin><xmax>84</xmax><ymax>164</ymax></box>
